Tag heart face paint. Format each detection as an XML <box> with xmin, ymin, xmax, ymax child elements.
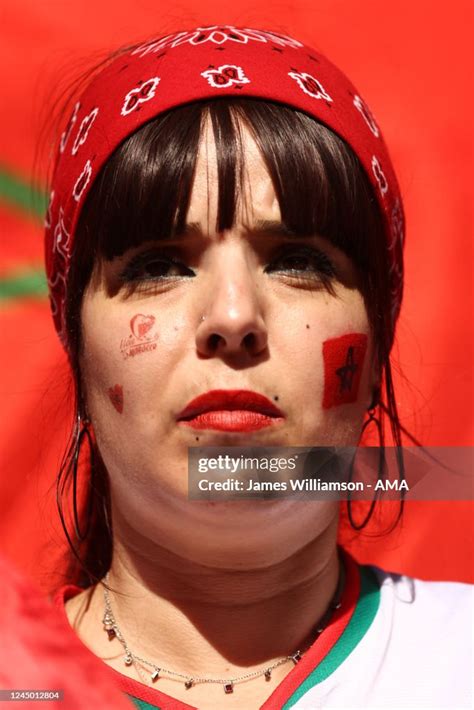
<box><xmin>120</xmin><ymin>313</ymin><xmax>159</xmax><ymax>359</ymax></box>
<box><xmin>108</xmin><ymin>384</ymin><xmax>124</xmax><ymax>413</ymax></box>
<box><xmin>322</xmin><ymin>333</ymin><xmax>368</xmax><ymax>409</ymax></box>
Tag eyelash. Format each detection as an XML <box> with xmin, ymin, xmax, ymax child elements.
<box><xmin>118</xmin><ymin>246</ymin><xmax>337</xmax><ymax>290</ymax></box>
<box><xmin>265</xmin><ymin>245</ymin><xmax>336</xmax><ymax>280</ymax></box>
<box><xmin>119</xmin><ymin>252</ymin><xmax>193</xmax><ymax>284</ymax></box>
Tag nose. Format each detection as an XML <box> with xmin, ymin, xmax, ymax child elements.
<box><xmin>195</xmin><ymin>247</ymin><xmax>268</xmax><ymax>359</ymax></box>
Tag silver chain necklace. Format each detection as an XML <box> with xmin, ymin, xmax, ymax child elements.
<box><xmin>102</xmin><ymin>565</ymin><xmax>344</xmax><ymax>695</ymax></box>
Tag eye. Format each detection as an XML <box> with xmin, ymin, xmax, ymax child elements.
<box><xmin>265</xmin><ymin>245</ymin><xmax>336</xmax><ymax>280</ymax></box>
<box><xmin>118</xmin><ymin>251</ymin><xmax>195</xmax><ymax>283</ymax></box>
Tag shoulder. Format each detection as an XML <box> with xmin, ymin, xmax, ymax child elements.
<box><xmin>369</xmin><ymin>564</ymin><xmax>474</xmax><ymax>628</ymax></box>
<box><xmin>300</xmin><ymin>565</ymin><xmax>473</xmax><ymax>708</ymax></box>
<box><xmin>364</xmin><ymin>565</ymin><xmax>473</xmax><ymax>702</ymax></box>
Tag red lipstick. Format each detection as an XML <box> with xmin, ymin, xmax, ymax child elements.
<box><xmin>177</xmin><ymin>389</ymin><xmax>285</xmax><ymax>432</ymax></box>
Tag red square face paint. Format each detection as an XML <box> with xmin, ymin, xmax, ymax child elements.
<box><xmin>322</xmin><ymin>333</ymin><xmax>368</xmax><ymax>409</ymax></box>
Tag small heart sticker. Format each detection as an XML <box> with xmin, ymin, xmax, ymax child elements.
<box><xmin>130</xmin><ymin>314</ymin><xmax>155</xmax><ymax>339</ymax></box>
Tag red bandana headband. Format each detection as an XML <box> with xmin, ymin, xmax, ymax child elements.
<box><xmin>44</xmin><ymin>25</ymin><xmax>405</xmax><ymax>347</ymax></box>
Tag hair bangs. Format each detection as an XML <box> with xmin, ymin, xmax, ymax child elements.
<box><xmin>77</xmin><ymin>102</ymin><xmax>203</xmax><ymax>260</ymax></box>
<box><xmin>227</xmin><ymin>100</ymin><xmax>385</xmax><ymax>276</ymax></box>
<box><xmin>77</xmin><ymin>98</ymin><xmax>383</xmax><ymax>267</ymax></box>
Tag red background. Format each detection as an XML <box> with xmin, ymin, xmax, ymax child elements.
<box><xmin>0</xmin><ymin>0</ymin><xmax>472</xmax><ymax>593</ymax></box>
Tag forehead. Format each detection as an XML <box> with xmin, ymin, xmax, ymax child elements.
<box><xmin>187</xmin><ymin>118</ymin><xmax>281</xmax><ymax>230</ymax></box>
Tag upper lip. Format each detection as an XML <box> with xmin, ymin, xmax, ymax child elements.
<box><xmin>177</xmin><ymin>389</ymin><xmax>284</xmax><ymax>420</ymax></box>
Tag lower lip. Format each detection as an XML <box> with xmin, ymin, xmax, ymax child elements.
<box><xmin>178</xmin><ymin>410</ymin><xmax>284</xmax><ymax>432</ymax></box>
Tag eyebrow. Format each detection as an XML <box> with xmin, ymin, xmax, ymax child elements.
<box><xmin>172</xmin><ymin>220</ymin><xmax>302</xmax><ymax>239</ymax></box>
<box><xmin>247</xmin><ymin>220</ymin><xmax>300</xmax><ymax>237</ymax></box>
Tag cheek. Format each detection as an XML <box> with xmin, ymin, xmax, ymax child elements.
<box><xmin>81</xmin><ymin>309</ymin><xmax>163</xmax><ymax>418</ymax></box>
<box><xmin>278</xmin><ymin>295</ymin><xmax>371</xmax><ymax>392</ymax></box>
<box><xmin>274</xmin><ymin>295</ymin><xmax>373</xmax><ymax>443</ymax></box>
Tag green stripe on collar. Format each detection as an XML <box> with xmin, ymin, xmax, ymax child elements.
<box><xmin>283</xmin><ymin>565</ymin><xmax>380</xmax><ymax>709</ymax></box>
<box><xmin>128</xmin><ymin>695</ymin><xmax>162</xmax><ymax>710</ymax></box>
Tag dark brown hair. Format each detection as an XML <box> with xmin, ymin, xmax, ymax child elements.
<box><xmin>56</xmin><ymin>97</ymin><xmax>405</xmax><ymax>587</ymax></box>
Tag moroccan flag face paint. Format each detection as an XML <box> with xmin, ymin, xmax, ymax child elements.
<box><xmin>322</xmin><ymin>333</ymin><xmax>368</xmax><ymax>409</ymax></box>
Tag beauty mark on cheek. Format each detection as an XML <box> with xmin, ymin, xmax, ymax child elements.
<box><xmin>120</xmin><ymin>313</ymin><xmax>159</xmax><ymax>359</ymax></box>
<box><xmin>322</xmin><ymin>333</ymin><xmax>368</xmax><ymax>409</ymax></box>
<box><xmin>108</xmin><ymin>384</ymin><xmax>124</xmax><ymax>414</ymax></box>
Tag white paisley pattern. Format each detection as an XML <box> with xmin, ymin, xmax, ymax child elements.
<box><xmin>121</xmin><ymin>77</ymin><xmax>161</xmax><ymax>116</ymax></box>
<box><xmin>131</xmin><ymin>26</ymin><xmax>303</xmax><ymax>57</ymax></box>
<box><xmin>201</xmin><ymin>65</ymin><xmax>250</xmax><ymax>89</ymax></box>
<box><xmin>72</xmin><ymin>160</ymin><xmax>92</xmax><ymax>202</ymax></box>
<box><xmin>72</xmin><ymin>108</ymin><xmax>99</xmax><ymax>155</ymax></box>
<box><xmin>52</xmin><ymin>208</ymin><xmax>71</xmax><ymax>261</ymax></box>
<box><xmin>353</xmin><ymin>95</ymin><xmax>379</xmax><ymax>138</ymax></box>
<box><xmin>59</xmin><ymin>102</ymin><xmax>80</xmax><ymax>154</ymax></box>
<box><xmin>371</xmin><ymin>156</ymin><xmax>388</xmax><ymax>196</ymax></box>
<box><xmin>288</xmin><ymin>71</ymin><xmax>332</xmax><ymax>101</ymax></box>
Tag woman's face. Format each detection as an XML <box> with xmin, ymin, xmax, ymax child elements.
<box><xmin>80</xmin><ymin>120</ymin><xmax>377</xmax><ymax>565</ymax></box>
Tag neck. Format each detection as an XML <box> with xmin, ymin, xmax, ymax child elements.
<box><xmin>101</xmin><ymin>515</ymin><xmax>341</xmax><ymax>674</ymax></box>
